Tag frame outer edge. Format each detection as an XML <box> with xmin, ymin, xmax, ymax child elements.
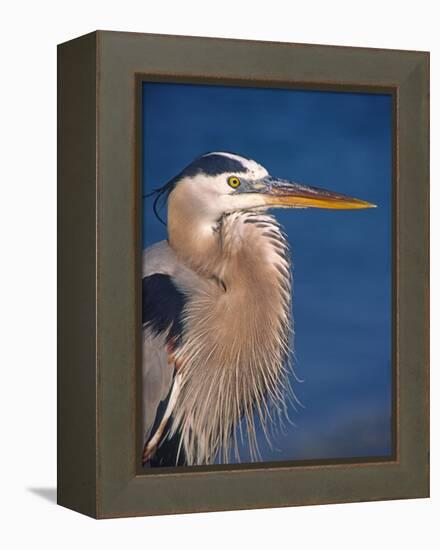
<box><xmin>396</xmin><ymin>51</ymin><xmax>430</xmax><ymax>497</ymax></box>
<box><xmin>75</xmin><ymin>31</ymin><xmax>429</xmax><ymax>518</ymax></box>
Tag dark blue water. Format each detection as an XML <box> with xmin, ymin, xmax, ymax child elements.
<box><xmin>142</xmin><ymin>82</ymin><xmax>392</xmax><ymax>462</ymax></box>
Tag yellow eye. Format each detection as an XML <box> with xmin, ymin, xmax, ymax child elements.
<box><xmin>228</xmin><ymin>176</ymin><xmax>241</xmax><ymax>189</ymax></box>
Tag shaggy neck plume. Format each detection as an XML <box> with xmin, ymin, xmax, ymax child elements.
<box><xmin>168</xmin><ymin>209</ymin><xmax>294</xmax><ymax>465</ymax></box>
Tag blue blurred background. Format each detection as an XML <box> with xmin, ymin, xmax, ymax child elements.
<box><xmin>142</xmin><ymin>82</ymin><xmax>393</xmax><ymax>462</ymax></box>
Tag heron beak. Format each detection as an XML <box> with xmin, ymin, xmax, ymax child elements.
<box><xmin>257</xmin><ymin>177</ymin><xmax>376</xmax><ymax>210</ymax></box>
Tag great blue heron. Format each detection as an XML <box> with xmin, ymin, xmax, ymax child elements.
<box><xmin>142</xmin><ymin>152</ymin><xmax>374</xmax><ymax>467</ymax></box>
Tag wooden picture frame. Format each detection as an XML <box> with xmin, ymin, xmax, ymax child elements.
<box><xmin>57</xmin><ymin>30</ymin><xmax>429</xmax><ymax>518</ymax></box>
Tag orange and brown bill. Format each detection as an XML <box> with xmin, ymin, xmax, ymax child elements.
<box><xmin>250</xmin><ymin>177</ymin><xmax>376</xmax><ymax>210</ymax></box>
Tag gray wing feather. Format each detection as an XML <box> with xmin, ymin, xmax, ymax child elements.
<box><xmin>142</xmin><ymin>240</ymin><xmax>202</xmax><ymax>445</ymax></box>
<box><xmin>142</xmin><ymin>329</ymin><xmax>174</xmax><ymax>444</ymax></box>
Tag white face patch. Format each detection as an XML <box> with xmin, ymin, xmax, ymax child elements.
<box><xmin>170</xmin><ymin>152</ymin><xmax>271</xmax><ymax>227</ymax></box>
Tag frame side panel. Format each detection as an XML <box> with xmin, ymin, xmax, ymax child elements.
<box><xmin>57</xmin><ymin>32</ymin><xmax>98</xmax><ymax>518</ymax></box>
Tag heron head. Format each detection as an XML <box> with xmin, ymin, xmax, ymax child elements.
<box><xmin>152</xmin><ymin>152</ymin><xmax>375</xmax><ymax>225</ymax></box>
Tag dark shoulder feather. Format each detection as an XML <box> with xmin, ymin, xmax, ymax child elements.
<box><xmin>142</xmin><ymin>273</ymin><xmax>187</xmax><ymax>466</ymax></box>
<box><xmin>142</xmin><ymin>273</ymin><xmax>186</xmax><ymax>346</ymax></box>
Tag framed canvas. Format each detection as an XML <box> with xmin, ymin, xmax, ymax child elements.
<box><xmin>57</xmin><ymin>31</ymin><xmax>429</xmax><ymax>518</ymax></box>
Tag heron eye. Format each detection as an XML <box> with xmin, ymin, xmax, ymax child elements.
<box><xmin>228</xmin><ymin>176</ymin><xmax>241</xmax><ymax>189</ymax></box>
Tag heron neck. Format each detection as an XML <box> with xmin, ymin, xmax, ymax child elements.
<box><xmin>169</xmin><ymin>210</ymin><xmax>293</xmax><ymax>465</ymax></box>
<box><xmin>167</xmin><ymin>195</ymin><xmax>223</xmax><ymax>279</ymax></box>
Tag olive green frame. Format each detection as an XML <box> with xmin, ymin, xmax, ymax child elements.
<box><xmin>58</xmin><ymin>30</ymin><xmax>429</xmax><ymax>519</ymax></box>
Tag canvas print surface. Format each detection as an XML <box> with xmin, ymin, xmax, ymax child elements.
<box><xmin>140</xmin><ymin>82</ymin><xmax>392</xmax><ymax>468</ymax></box>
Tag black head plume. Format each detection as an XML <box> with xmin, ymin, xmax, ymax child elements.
<box><xmin>143</xmin><ymin>177</ymin><xmax>177</xmax><ymax>225</ymax></box>
<box><xmin>143</xmin><ymin>152</ymin><xmax>249</xmax><ymax>225</ymax></box>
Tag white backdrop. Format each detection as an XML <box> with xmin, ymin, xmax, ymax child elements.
<box><xmin>0</xmin><ymin>1</ymin><xmax>437</xmax><ymax>548</ymax></box>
